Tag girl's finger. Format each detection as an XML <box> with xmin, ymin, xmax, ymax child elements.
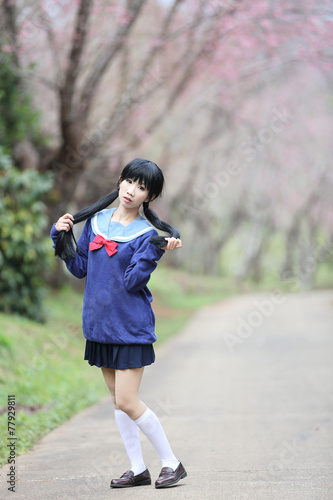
<box><xmin>163</xmin><ymin>237</ymin><xmax>182</xmax><ymax>250</ymax></box>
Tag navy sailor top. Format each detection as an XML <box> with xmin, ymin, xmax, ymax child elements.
<box><xmin>50</xmin><ymin>208</ymin><xmax>165</xmax><ymax>345</ymax></box>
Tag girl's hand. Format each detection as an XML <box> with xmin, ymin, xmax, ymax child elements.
<box><xmin>162</xmin><ymin>237</ymin><xmax>182</xmax><ymax>251</ymax></box>
<box><xmin>55</xmin><ymin>213</ymin><xmax>74</xmax><ymax>232</ymax></box>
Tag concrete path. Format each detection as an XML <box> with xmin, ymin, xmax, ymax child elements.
<box><xmin>1</xmin><ymin>290</ymin><xmax>333</xmax><ymax>499</ymax></box>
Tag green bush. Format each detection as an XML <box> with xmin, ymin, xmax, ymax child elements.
<box><xmin>0</xmin><ymin>48</ymin><xmax>42</xmax><ymax>151</ymax></box>
<box><xmin>0</xmin><ymin>149</ymin><xmax>53</xmax><ymax>321</ymax></box>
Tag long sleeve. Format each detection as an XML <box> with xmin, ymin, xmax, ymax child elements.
<box><xmin>123</xmin><ymin>234</ymin><xmax>165</xmax><ymax>293</ymax></box>
<box><xmin>50</xmin><ymin>221</ymin><xmax>90</xmax><ymax>279</ymax></box>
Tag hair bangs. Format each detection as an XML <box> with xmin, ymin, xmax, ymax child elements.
<box><xmin>121</xmin><ymin>158</ymin><xmax>164</xmax><ymax>199</ymax></box>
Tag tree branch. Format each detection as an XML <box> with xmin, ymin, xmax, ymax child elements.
<box><xmin>78</xmin><ymin>0</ymin><xmax>148</xmax><ymax>121</ymax></box>
<box><xmin>61</xmin><ymin>0</ymin><xmax>93</xmax><ymax>123</ymax></box>
<box><xmin>123</xmin><ymin>0</ymin><xmax>183</xmax><ymax>103</ymax></box>
<box><xmin>77</xmin><ymin>0</ymin><xmax>184</xmax><ymax>157</ymax></box>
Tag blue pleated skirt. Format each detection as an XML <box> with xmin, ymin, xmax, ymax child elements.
<box><xmin>84</xmin><ymin>340</ymin><xmax>155</xmax><ymax>369</ymax></box>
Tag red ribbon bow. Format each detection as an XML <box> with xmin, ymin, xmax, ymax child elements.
<box><xmin>89</xmin><ymin>234</ymin><xmax>118</xmax><ymax>257</ymax></box>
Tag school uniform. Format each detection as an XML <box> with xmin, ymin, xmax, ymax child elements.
<box><xmin>50</xmin><ymin>208</ymin><xmax>165</xmax><ymax>369</ymax></box>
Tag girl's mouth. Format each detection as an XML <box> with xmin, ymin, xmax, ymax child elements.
<box><xmin>124</xmin><ymin>197</ymin><xmax>132</xmax><ymax>203</ymax></box>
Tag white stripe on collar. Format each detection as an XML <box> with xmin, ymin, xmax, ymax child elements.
<box><xmin>91</xmin><ymin>208</ymin><xmax>155</xmax><ymax>242</ymax></box>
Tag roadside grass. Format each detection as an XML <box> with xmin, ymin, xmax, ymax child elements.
<box><xmin>0</xmin><ymin>286</ymin><xmax>107</xmax><ymax>466</ymax></box>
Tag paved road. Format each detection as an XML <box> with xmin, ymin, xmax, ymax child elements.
<box><xmin>1</xmin><ymin>290</ymin><xmax>333</xmax><ymax>499</ymax></box>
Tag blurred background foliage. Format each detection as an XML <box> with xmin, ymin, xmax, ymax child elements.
<box><xmin>0</xmin><ymin>0</ymin><xmax>333</xmax><ymax>288</ymax></box>
<box><xmin>0</xmin><ymin>48</ymin><xmax>42</xmax><ymax>152</ymax></box>
<box><xmin>0</xmin><ymin>0</ymin><xmax>333</xmax><ymax>462</ymax></box>
<box><xmin>0</xmin><ymin>0</ymin><xmax>331</xmax><ymax>293</ymax></box>
<box><xmin>0</xmin><ymin>44</ymin><xmax>53</xmax><ymax>321</ymax></box>
<box><xmin>0</xmin><ymin>148</ymin><xmax>53</xmax><ymax>321</ymax></box>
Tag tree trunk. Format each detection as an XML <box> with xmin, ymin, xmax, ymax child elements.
<box><xmin>280</xmin><ymin>222</ymin><xmax>300</xmax><ymax>280</ymax></box>
<box><xmin>48</xmin><ymin>141</ymin><xmax>86</xmax><ymax>221</ymax></box>
<box><xmin>236</xmin><ymin>216</ymin><xmax>270</xmax><ymax>281</ymax></box>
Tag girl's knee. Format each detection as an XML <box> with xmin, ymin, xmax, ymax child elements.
<box><xmin>111</xmin><ymin>394</ymin><xmax>118</xmax><ymax>408</ymax></box>
<box><xmin>116</xmin><ymin>394</ymin><xmax>140</xmax><ymax>417</ymax></box>
<box><xmin>116</xmin><ymin>397</ymin><xmax>133</xmax><ymax>415</ymax></box>
<box><xmin>116</xmin><ymin>397</ymin><xmax>146</xmax><ymax>420</ymax></box>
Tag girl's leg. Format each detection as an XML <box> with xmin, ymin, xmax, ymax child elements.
<box><xmin>115</xmin><ymin>368</ymin><xmax>179</xmax><ymax>471</ymax></box>
<box><xmin>101</xmin><ymin>367</ymin><xmax>147</xmax><ymax>476</ymax></box>
<box><xmin>134</xmin><ymin>407</ymin><xmax>179</xmax><ymax>470</ymax></box>
<box><xmin>114</xmin><ymin>367</ymin><xmax>146</xmax><ymax>420</ymax></box>
<box><xmin>101</xmin><ymin>367</ymin><xmax>118</xmax><ymax>407</ymax></box>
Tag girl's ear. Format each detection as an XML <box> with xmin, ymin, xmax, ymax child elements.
<box><xmin>147</xmin><ymin>194</ymin><xmax>156</xmax><ymax>202</ymax></box>
<box><xmin>117</xmin><ymin>176</ymin><xmax>122</xmax><ymax>189</ymax></box>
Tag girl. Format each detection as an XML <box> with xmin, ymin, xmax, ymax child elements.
<box><xmin>50</xmin><ymin>158</ymin><xmax>187</xmax><ymax>489</ymax></box>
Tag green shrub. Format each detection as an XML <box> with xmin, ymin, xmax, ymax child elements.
<box><xmin>0</xmin><ymin>149</ymin><xmax>53</xmax><ymax>321</ymax></box>
<box><xmin>0</xmin><ymin>48</ymin><xmax>42</xmax><ymax>151</ymax></box>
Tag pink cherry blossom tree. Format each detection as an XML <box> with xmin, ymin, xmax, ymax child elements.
<box><xmin>1</xmin><ymin>0</ymin><xmax>332</xmax><ymax>282</ymax></box>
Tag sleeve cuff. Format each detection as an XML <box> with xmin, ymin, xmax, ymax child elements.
<box><xmin>153</xmin><ymin>245</ymin><xmax>165</xmax><ymax>260</ymax></box>
<box><xmin>50</xmin><ymin>224</ymin><xmax>61</xmax><ymax>248</ymax></box>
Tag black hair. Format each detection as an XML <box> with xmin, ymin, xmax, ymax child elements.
<box><xmin>54</xmin><ymin>158</ymin><xmax>180</xmax><ymax>260</ymax></box>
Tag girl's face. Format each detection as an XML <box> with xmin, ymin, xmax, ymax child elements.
<box><xmin>118</xmin><ymin>177</ymin><xmax>151</xmax><ymax>211</ymax></box>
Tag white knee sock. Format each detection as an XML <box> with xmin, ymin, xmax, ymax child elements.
<box><xmin>134</xmin><ymin>407</ymin><xmax>180</xmax><ymax>470</ymax></box>
<box><xmin>114</xmin><ymin>409</ymin><xmax>146</xmax><ymax>475</ymax></box>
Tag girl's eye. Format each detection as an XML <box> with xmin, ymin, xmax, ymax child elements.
<box><xmin>139</xmin><ymin>185</ymin><xmax>145</xmax><ymax>191</ymax></box>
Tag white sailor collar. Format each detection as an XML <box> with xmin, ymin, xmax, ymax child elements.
<box><xmin>91</xmin><ymin>208</ymin><xmax>155</xmax><ymax>242</ymax></box>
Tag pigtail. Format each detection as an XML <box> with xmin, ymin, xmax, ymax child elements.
<box><xmin>143</xmin><ymin>202</ymin><xmax>180</xmax><ymax>249</ymax></box>
<box><xmin>55</xmin><ymin>189</ymin><xmax>119</xmax><ymax>260</ymax></box>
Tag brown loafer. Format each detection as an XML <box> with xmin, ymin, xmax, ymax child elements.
<box><xmin>110</xmin><ymin>468</ymin><xmax>151</xmax><ymax>488</ymax></box>
<box><xmin>155</xmin><ymin>462</ymin><xmax>187</xmax><ymax>489</ymax></box>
